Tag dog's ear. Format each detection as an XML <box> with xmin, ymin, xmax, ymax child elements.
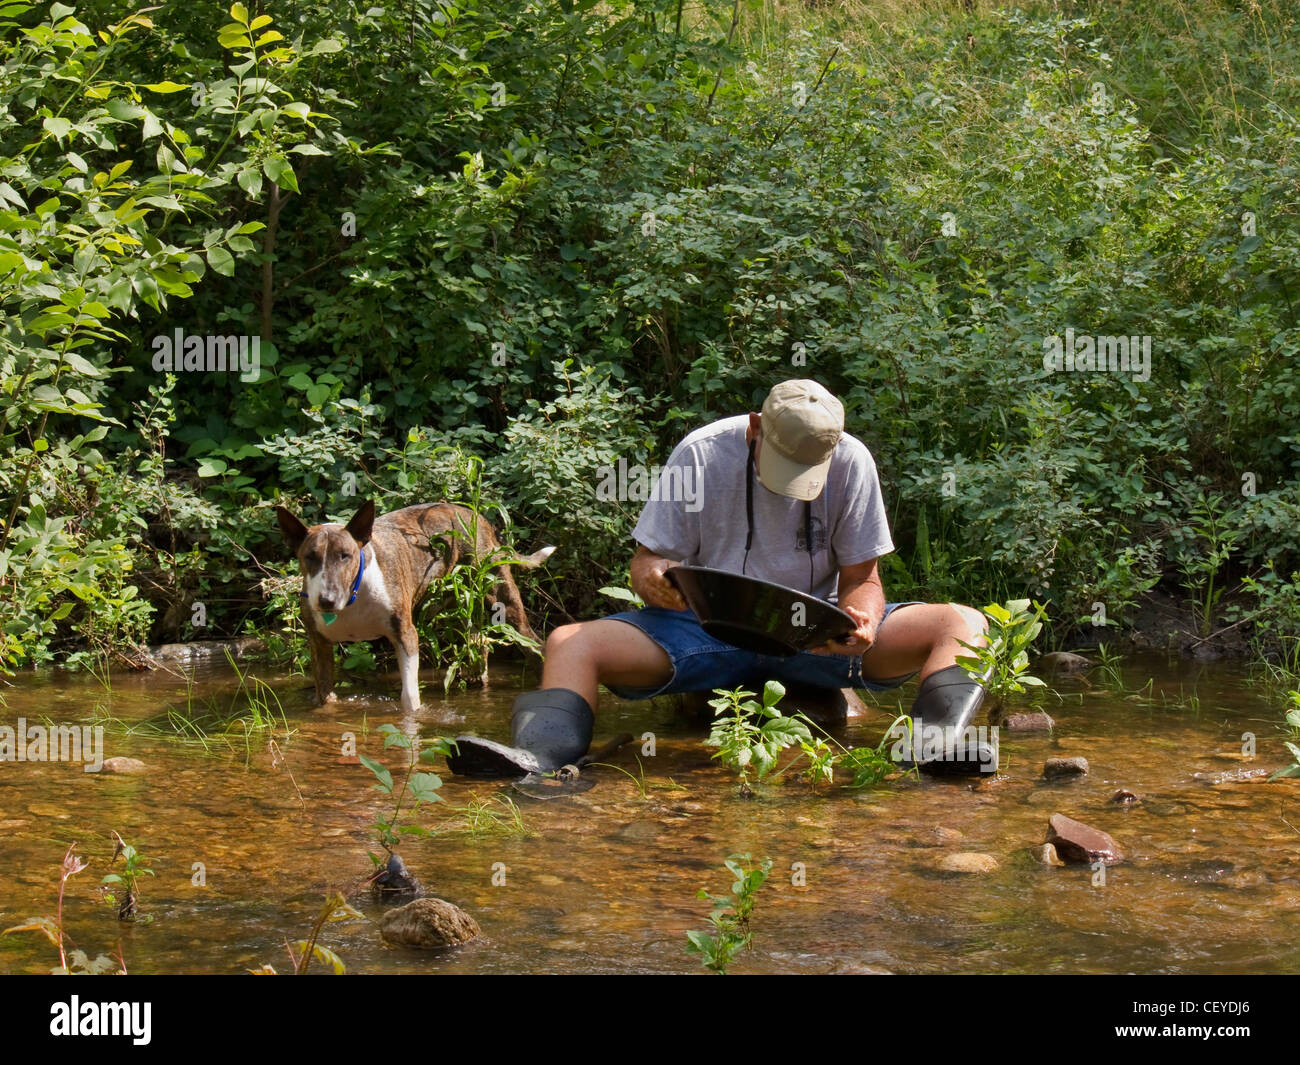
<box><xmin>276</xmin><ymin>506</ymin><xmax>310</xmax><ymax>554</ymax></box>
<box><xmin>345</xmin><ymin>500</ymin><xmax>375</xmax><ymax>545</ymax></box>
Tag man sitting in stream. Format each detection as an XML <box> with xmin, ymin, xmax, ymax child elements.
<box><xmin>448</xmin><ymin>379</ymin><xmax>995</xmax><ymax>779</ymax></box>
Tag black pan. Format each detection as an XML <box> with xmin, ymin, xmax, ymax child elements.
<box><xmin>666</xmin><ymin>565</ymin><xmax>856</xmax><ymax>657</ymax></box>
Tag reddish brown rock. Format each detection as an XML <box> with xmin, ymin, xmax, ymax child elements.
<box><xmin>1046</xmin><ymin>813</ymin><xmax>1123</xmax><ymax>864</ymax></box>
<box><xmin>1110</xmin><ymin>789</ymin><xmax>1141</xmax><ymax>804</ymax></box>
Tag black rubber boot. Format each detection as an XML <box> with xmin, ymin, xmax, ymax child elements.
<box><xmin>900</xmin><ymin>664</ymin><xmax>997</xmax><ymax>776</ymax></box>
<box><xmin>447</xmin><ymin>688</ymin><xmax>594</xmax><ymax>779</ymax></box>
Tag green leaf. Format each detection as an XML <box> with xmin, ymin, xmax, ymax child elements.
<box><xmin>196</xmin><ymin>458</ymin><xmax>228</xmax><ymax>477</ymax></box>
<box><xmin>358</xmin><ymin>754</ymin><xmax>392</xmax><ymax>793</ymax></box>
<box><xmin>206</xmin><ymin>246</ymin><xmax>235</xmax><ymax>276</ymax></box>
<box><xmin>263</xmin><ymin>156</ymin><xmax>299</xmax><ymax>193</ymax></box>
<box><xmin>378</xmin><ymin>723</ymin><xmax>411</xmax><ymax>749</ymax></box>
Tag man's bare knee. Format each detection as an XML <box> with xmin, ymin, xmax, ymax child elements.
<box><xmin>545</xmin><ymin>621</ymin><xmax>589</xmax><ymax>659</ymax></box>
<box><xmin>949</xmin><ymin>603</ymin><xmax>988</xmax><ymax>643</ymax></box>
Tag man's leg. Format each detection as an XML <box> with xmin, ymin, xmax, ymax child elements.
<box><xmin>448</xmin><ymin>617</ymin><xmax>678</xmax><ymax>778</ymax></box>
<box><xmin>541</xmin><ymin>618</ymin><xmax>675</xmax><ymax>711</ymax></box>
<box><xmin>862</xmin><ymin>603</ymin><xmax>995</xmax><ymax>775</ymax></box>
<box><xmin>858</xmin><ymin>602</ymin><xmax>988</xmax><ymax>683</ymax></box>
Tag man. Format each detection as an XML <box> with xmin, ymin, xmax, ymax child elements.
<box><xmin>449</xmin><ymin>379</ymin><xmax>994</xmax><ymax>778</ymax></box>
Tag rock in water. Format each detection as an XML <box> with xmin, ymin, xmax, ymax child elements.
<box><xmin>371</xmin><ymin>852</ymin><xmax>424</xmax><ymax>900</ymax></box>
<box><xmin>1036</xmin><ymin>652</ymin><xmax>1093</xmax><ymax>675</ymax></box>
<box><xmin>936</xmin><ymin>852</ymin><xmax>999</xmax><ymax>874</ymax></box>
<box><xmin>1004</xmin><ymin>712</ymin><xmax>1055</xmax><ymax>732</ymax></box>
<box><xmin>380</xmin><ymin>898</ymin><xmax>480</xmax><ymax>949</ymax></box>
<box><xmin>1110</xmin><ymin>788</ymin><xmax>1141</xmax><ymax>804</ymax></box>
<box><xmin>99</xmin><ymin>757</ymin><xmax>147</xmax><ymax>775</ymax></box>
<box><xmin>1031</xmin><ymin>843</ymin><xmax>1065</xmax><ymax>867</ymax></box>
<box><xmin>1046</xmin><ymin>813</ymin><xmax>1123</xmax><ymax>864</ymax></box>
<box><xmin>1043</xmin><ymin>756</ymin><xmax>1090</xmax><ymax>780</ymax></box>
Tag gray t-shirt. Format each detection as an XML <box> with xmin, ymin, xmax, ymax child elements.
<box><xmin>632</xmin><ymin>414</ymin><xmax>894</xmax><ymax>600</ymax></box>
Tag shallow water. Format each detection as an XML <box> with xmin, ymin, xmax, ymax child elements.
<box><xmin>1</xmin><ymin>653</ymin><xmax>1297</xmax><ymax>974</ymax></box>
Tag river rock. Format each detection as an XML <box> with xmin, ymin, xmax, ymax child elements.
<box><xmin>379</xmin><ymin>898</ymin><xmax>480</xmax><ymax>949</ymax></box>
<box><xmin>371</xmin><ymin>853</ymin><xmax>423</xmax><ymax>900</ymax></box>
<box><xmin>1031</xmin><ymin>843</ymin><xmax>1065</xmax><ymax>866</ymax></box>
<box><xmin>1046</xmin><ymin>813</ymin><xmax>1123</xmax><ymax>864</ymax></box>
<box><xmin>1037</xmin><ymin>651</ymin><xmax>1093</xmax><ymax>675</ymax></box>
<box><xmin>1110</xmin><ymin>788</ymin><xmax>1141</xmax><ymax>804</ymax></box>
<box><xmin>99</xmin><ymin>757</ymin><xmax>147</xmax><ymax>775</ymax></box>
<box><xmin>1043</xmin><ymin>756</ymin><xmax>1089</xmax><ymax>780</ymax></box>
<box><xmin>936</xmin><ymin>852</ymin><xmax>999</xmax><ymax>874</ymax></box>
<box><xmin>1004</xmin><ymin>711</ymin><xmax>1055</xmax><ymax>732</ymax></box>
<box><xmin>144</xmin><ymin>638</ymin><xmax>266</xmax><ymax>664</ymax></box>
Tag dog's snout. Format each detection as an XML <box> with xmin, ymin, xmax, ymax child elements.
<box><xmin>318</xmin><ymin>596</ymin><xmax>337</xmax><ymax>611</ymax></box>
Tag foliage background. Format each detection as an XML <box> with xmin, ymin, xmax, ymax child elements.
<box><xmin>2</xmin><ymin>0</ymin><xmax>1298</xmax><ymax>671</ymax></box>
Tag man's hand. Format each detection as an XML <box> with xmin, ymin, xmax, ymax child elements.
<box><xmin>630</xmin><ymin>547</ymin><xmax>688</xmax><ymax>611</ymax></box>
<box><xmin>810</xmin><ymin>604</ymin><xmax>876</xmax><ymax>657</ymax></box>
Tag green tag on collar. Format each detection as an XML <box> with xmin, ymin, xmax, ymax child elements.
<box><xmin>321</xmin><ymin>612</ymin><xmax>338</xmax><ymax>626</ymax></box>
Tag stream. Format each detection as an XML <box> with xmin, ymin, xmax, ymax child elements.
<box><xmin>1</xmin><ymin>652</ymin><xmax>1297</xmax><ymax>974</ymax></box>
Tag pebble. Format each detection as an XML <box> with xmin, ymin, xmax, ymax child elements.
<box><xmin>1004</xmin><ymin>712</ymin><xmax>1056</xmax><ymax>732</ymax></box>
<box><xmin>916</xmin><ymin>826</ymin><xmax>965</xmax><ymax>848</ymax></box>
<box><xmin>936</xmin><ymin>852</ymin><xmax>999</xmax><ymax>874</ymax></box>
<box><xmin>99</xmin><ymin>757</ymin><xmax>147</xmax><ymax>775</ymax></box>
<box><xmin>1043</xmin><ymin>756</ymin><xmax>1090</xmax><ymax>780</ymax></box>
<box><xmin>1037</xmin><ymin>652</ymin><xmax>1093</xmax><ymax>674</ymax></box>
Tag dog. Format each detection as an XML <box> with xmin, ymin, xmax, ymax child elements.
<box><xmin>275</xmin><ymin>500</ymin><xmax>554</xmax><ymax>711</ymax></box>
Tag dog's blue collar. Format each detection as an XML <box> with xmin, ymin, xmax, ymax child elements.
<box><xmin>299</xmin><ymin>544</ymin><xmax>366</xmax><ymax>608</ymax></box>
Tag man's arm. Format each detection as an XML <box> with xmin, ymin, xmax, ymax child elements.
<box><xmin>816</xmin><ymin>556</ymin><xmax>884</xmax><ymax>654</ymax></box>
<box><xmin>630</xmin><ymin>544</ymin><xmax>688</xmax><ymax>610</ymax></box>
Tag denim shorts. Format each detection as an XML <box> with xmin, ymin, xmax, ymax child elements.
<box><xmin>603</xmin><ymin>602</ymin><xmax>922</xmax><ymax>700</ymax></box>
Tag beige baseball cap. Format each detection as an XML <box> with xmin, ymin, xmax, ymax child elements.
<box><xmin>757</xmin><ymin>380</ymin><xmax>844</xmax><ymax>500</ymax></box>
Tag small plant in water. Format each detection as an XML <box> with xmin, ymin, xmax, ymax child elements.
<box><xmin>437</xmin><ymin>793</ymin><xmax>531</xmax><ymax>838</ymax></box>
<box><xmin>1093</xmin><ymin>642</ymin><xmax>1126</xmax><ymax>691</ymax></box>
<box><xmin>1268</xmin><ymin>693</ymin><xmax>1300</xmax><ymax>781</ymax></box>
<box><xmin>685</xmin><ymin>853</ymin><xmax>772</xmax><ymax>975</ymax></box>
<box><xmin>360</xmin><ymin>724</ymin><xmax>451</xmax><ymax>861</ymax></box>
<box><xmin>956</xmin><ymin>599</ymin><xmax>1048</xmax><ymax>714</ymax></box>
<box><xmin>100</xmin><ymin>831</ymin><xmax>154</xmax><ymax>922</ymax></box>
<box><xmin>706</xmin><ymin>681</ymin><xmax>813</xmax><ymax>793</ymax></box>
<box><xmin>4</xmin><ymin>843</ymin><xmax>124</xmax><ymax>974</ymax></box>
<box><xmin>249</xmin><ymin>892</ymin><xmax>365</xmax><ymax>975</ymax></box>
<box><xmin>839</xmin><ymin>714</ymin><xmax>918</xmax><ymax>787</ymax></box>
<box><xmin>707</xmin><ymin>682</ymin><xmax>915</xmax><ymax>793</ymax></box>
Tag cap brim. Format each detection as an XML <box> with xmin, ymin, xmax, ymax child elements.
<box><xmin>757</xmin><ymin>445</ymin><xmax>832</xmax><ymax>500</ymax></box>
